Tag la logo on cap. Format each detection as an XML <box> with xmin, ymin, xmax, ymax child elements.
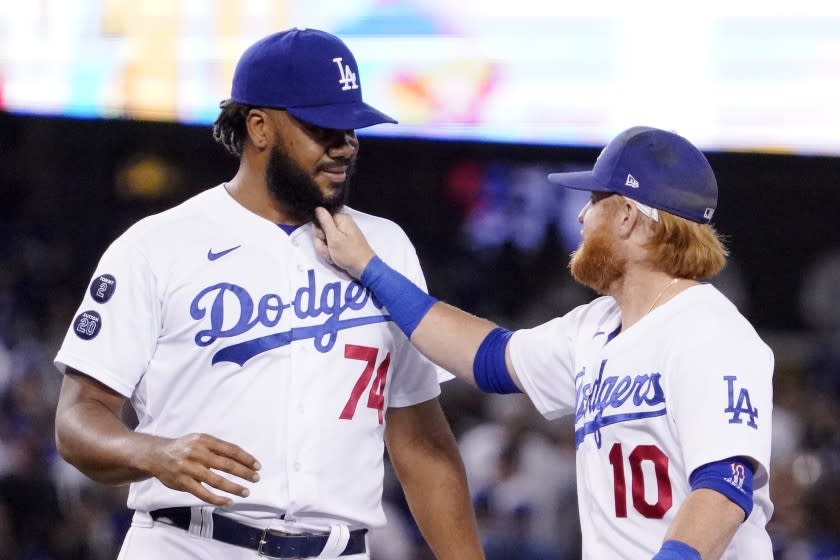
<box><xmin>333</xmin><ymin>57</ymin><xmax>359</xmax><ymax>91</ymax></box>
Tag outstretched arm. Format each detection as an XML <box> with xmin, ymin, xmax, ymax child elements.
<box><xmin>56</xmin><ymin>369</ymin><xmax>261</xmax><ymax>506</ymax></box>
<box><xmin>313</xmin><ymin>207</ymin><xmax>522</xmax><ymax>391</ymax></box>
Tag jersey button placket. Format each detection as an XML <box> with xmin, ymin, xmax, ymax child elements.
<box><xmin>286</xmin><ymin>230</ymin><xmax>318</xmax><ymax>506</ymax></box>
<box><xmin>282</xmin><ymin>232</ymin><xmax>305</xmax><ymax>509</ymax></box>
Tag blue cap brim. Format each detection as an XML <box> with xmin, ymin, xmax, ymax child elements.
<box><xmin>546</xmin><ymin>171</ymin><xmax>612</xmax><ymax>193</ymax></box>
<box><xmin>288</xmin><ymin>102</ymin><xmax>397</xmax><ymax>130</ymax></box>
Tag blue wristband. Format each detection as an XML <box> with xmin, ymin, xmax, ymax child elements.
<box><xmin>652</xmin><ymin>540</ymin><xmax>701</xmax><ymax>560</ymax></box>
<box><xmin>359</xmin><ymin>256</ymin><xmax>437</xmax><ymax>338</ymax></box>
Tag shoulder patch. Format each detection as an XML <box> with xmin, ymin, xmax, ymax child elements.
<box><xmin>89</xmin><ymin>274</ymin><xmax>117</xmax><ymax>303</ymax></box>
<box><xmin>73</xmin><ymin>310</ymin><xmax>102</xmax><ymax>340</ymax></box>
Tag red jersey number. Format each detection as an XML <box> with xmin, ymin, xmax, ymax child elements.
<box><xmin>340</xmin><ymin>344</ymin><xmax>390</xmax><ymax>424</ymax></box>
<box><xmin>608</xmin><ymin>443</ymin><xmax>673</xmax><ymax>519</ymax></box>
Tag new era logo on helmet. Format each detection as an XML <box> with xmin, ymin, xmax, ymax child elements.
<box><xmin>625</xmin><ymin>174</ymin><xmax>640</xmax><ymax>189</ymax></box>
<box><xmin>333</xmin><ymin>57</ymin><xmax>359</xmax><ymax>91</ymax></box>
<box><xmin>704</xmin><ymin>208</ymin><xmax>715</xmax><ymax>220</ymax></box>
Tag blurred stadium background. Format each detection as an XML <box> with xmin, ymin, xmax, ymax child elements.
<box><xmin>1</xmin><ymin>2</ymin><xmax>839</xmax><ymax>559</ymax></box>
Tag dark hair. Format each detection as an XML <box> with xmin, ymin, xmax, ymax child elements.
<box><xmin>212</xmin><ymin>100</ymin><xmax>252</xmax><ymax>157</ymax></box>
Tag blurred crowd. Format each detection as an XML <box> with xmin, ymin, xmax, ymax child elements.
<box><xmin>2</xmin><ymin>114</ymin><xmax>840</xmax><ymax>559</ymax></box>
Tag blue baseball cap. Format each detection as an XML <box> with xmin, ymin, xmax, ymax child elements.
<box><xmin>547</xmin><ymin>126</ymin><xmax>718</xmax><ymax>223</ymax></box>
<box><xmin>229</xmin><ymin>28</ymin><xmax>397</xmax><ymax>130</ymax></box>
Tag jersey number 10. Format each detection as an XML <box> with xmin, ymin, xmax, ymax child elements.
<box><xmin>608</xmin><ymin>443</ymin><xmax>673</xmax><ymax>519</ymax></box>
<box><xmin>340</xmin><ymin>344</ymin><xmax>390</xmax><ymax>424</ymax></box>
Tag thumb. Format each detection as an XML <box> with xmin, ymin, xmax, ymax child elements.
<box><xmin>312</xmin><ymin>231</ymin><xmax>331</xmax><ymax>264</ymax></box>
<box><xmin>314</xmin><ymin>207</ymin><xmax>339</xmax><ymax>240</ymax></box>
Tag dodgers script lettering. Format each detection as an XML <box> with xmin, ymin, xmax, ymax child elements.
<box><xmin>190</xmin><ymin>270</ymin><xmax>388</xmax><ymax>366</ymax></box>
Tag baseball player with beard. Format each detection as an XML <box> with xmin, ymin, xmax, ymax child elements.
<box><xmin>53</xmin><ymin>28</ymin><xmax>483</xmax><ymax>560</ymax></box>
<box><xmin>313</xmin><ymin>126</ymin><xmax>775</xmax><ymax>560</ymax></box>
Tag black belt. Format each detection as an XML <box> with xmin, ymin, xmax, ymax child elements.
<box><xmin>150</xmin><ymin>507</ymin><xmax>367</xmax><ymax>559</ymax></box>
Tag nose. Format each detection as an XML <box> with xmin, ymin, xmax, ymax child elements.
<box><xmin>577</xmin><ymin>201</ymin><xmax>592</xmax><ymax>223</ymax></box>
<box><xmin>326</xmin><ymin>129</ymin><xmax>358</xmax><ymax>158</ymax></box>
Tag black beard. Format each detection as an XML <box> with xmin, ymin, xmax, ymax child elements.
<box><xmin>265</xmin><ymin>144</ymin><xmax>353</xmax><ymax>223</ymax></box>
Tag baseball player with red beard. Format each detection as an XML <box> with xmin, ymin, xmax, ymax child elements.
<box><xmin>314</xmin><ymin>126</ymin><xmax>775</xmax><ymax>560</ymax></box>
<box><xmin>53</xmin><ymin>28</ymin><xmax>483</xmax><ymax>560</ymax></box>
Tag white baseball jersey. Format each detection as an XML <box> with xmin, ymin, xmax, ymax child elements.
<box><xmin>55</xmin><ymin>184</ymin><xmax>444</xmax><ymax>531</ymax></box>
<box><xmin>509</xmin><ymin>284</ymin><xmax>774</xmax><ymax>559</ymax></box>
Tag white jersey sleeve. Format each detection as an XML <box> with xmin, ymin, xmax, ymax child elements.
<box><xmin>55</xmin><ymin>223</ymin><xmax>161</xmax><ymax>397</ymax></box>
<box><xmin>507</xmin><ymin>302</ymin><xmax>602</xmax><ymax>419</ymax></box>
<box><xmin>666</xmin><ymin>297</ymin><xmax>774</xmax><ymax>484</ymax></box>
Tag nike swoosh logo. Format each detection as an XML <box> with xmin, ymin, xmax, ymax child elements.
<box><xmin>207</xmin><ymin>245</ymin><xmax>241</xmax><ymax>261</ymax></box>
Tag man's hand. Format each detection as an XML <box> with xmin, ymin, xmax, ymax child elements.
<box><xmin>140</xmin><ymin>433</ymin><xmax>262</xmax><ymax>507</ymax></box>
<box><xmin>56</xmin><ymin>370</ymin><xmax>261</xmax><ymax>507</ymax></box>
<box><xmin>313</xmin><ymin>207</ymin><xmax>376</xmax><ymax>278</ymax></box>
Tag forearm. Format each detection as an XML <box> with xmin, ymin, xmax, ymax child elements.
<box><xmin>56</xmin><ymin>397</ymin><xmax>162</xmax><ymax>485</ymax></box>
<box><xmin>393</xmin><ymin>439</ymin><xmax>484</xmax><ymax>560</ymax></box>
<box><xmin>362</xmin><ymin>255</ymin><xmax>498</xmax><ymax>384</ymax></box>
<box><xmin>662</xmin><ymin>489</ymin><xmax>743</xmax><ymax>559</ymax></box>
<box><xmin>386</xmin><ymin>402</ymin><xmax>484</xmax><ymax>560</ymax></box>
<box><xmin>411</xmin><ymin>301</ymin><xmax>497</xmax><ymax>385</ymax></box>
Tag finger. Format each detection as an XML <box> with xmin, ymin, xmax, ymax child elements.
<box><xmin>333</xmin><ymin>212</ymin><xmax>363</xmax><ymax>240</ymax></box>
<box><xmin>312</xmin><ymin>228</ymin><xmax>329</xmax><ymax>258</ymax></box>
<box><xmin>311</xmin><ymin>223</ymin><xmax>326</xmax><ymax>248</ymax></box>
<box><xmin>205</xmin><ymin>437</ymin><xmax>261</xmax><ymax>471</ymax></box>
<box><xmin>180</xmin><ymin>477</ymin><xmax>235</xmax><ymax>506</ymax></box>
<box><xmin>314</xmin><ymin>207</ymin><xmax>339</xmax><ymax>239</ymax></box>
<box><xmin>200</xmin><ymin>468</ymin><xmax>252</xmax><ymax>497</ymax></box>
<box><xmin>316</xmin><ymin>243</ymin><xmax>334</xmax><ymax>265</ymax></box>
<box><xmin>207</xmin><ymin>454</ymin><xmax>261</xmax><ymax>483</ymax></box>
<box><xmin>175</xmin><ymin>459</ymin><xmax>251</xmax><ymax>498</ymax></box>
<box><xmin>313</xmin><ymin>235</ymin><xmax>329</xmax><ymax>261</ymax></box>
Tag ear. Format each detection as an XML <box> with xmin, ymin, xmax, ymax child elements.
<box><xmin>245</xmin><ymin>108</ymin><xmax>272</xmax><ymax>151</ymax></box>
<box><xmin>615</xmin><ymin>198</ymin><xmax>643</xmax><ymax>240</ymax></box>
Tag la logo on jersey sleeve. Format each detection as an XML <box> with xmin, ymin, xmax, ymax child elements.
<box><xmin>723</xmin><ymin>375</ymin><xmax>758</xmax><ymax>429</ymax></box>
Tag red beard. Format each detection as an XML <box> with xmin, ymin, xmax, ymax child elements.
<box><xmin>569</xmin><ymin>226</ymin><xmax>626</xmax><ymax>295</ymax></box>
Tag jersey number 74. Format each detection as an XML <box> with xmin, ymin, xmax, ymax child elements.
<box><xmin>340</xmin><ymin>344</ymin><xmax>390</xmax><ymax>424</ymax></box>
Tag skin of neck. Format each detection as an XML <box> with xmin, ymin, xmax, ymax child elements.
<box><xmin>606</xmin><ymin>220</ymin><xmax>696</xmax><ymax>331</ymax></box>
<box><xmin>609</xmin><ymin>268</ymin><xmax>692</xmax><ymax>331</ymax></box>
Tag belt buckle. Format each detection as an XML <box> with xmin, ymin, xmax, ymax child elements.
<box><xmin>257</xmin><ymin>527</ymin><xmax>284</xmax><ymax>559</ymax></box>
<box><xmin>257</xmin><ymin>527</ymin><xmax>306</xmax><ymax>559</ymax></box>
<box><xmin>257</xmin><ymin>527</ymin><xmax>270</xmax><ymax>557</ymax></box>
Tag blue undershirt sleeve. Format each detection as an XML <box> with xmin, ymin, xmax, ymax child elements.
<box><xmin>473</xmin><ymin>327</ymin><xmax>521</xmax><ymax>394</ymax></box>
<box><xmin>688</xmin><ymin>456</ymin><xmax>755</xmax><ymax>519</ymax></box>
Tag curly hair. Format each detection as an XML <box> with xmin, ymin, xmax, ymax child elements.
<box><xmin>212</xmin><ymin>100</ymin><xmax>252</xmax><ymax>157</ymax></box>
